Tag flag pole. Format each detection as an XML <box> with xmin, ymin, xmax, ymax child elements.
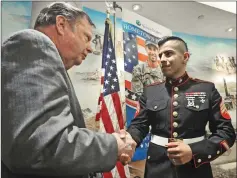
<box><xmin>112</xmin><ymin>1</ymin><xmax>122</xmax><ymax>56</ymax></box>
<box><xmin>106</xmin><ymin>6</ymin><xmax>110</xmax><ymax>19</ymax></box>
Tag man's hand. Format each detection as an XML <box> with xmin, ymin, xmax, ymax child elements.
<box><xmin>112</xmin><ymin>130</ymin><xmax>137</xmax><ymax>165</ymax></box>
<box><xmin>118</xmin><ymin>129</ymin><xmax>137</xmax><ymax>151</ymax></box>
<box><xmin>166</xmin><ymin>141</ymin><xmax>192</xmax><ymax>165</ymax></box>
<box><xmin>120</xmin><ymin>130</ymin><xmax>137</xmax><ymax>165</ymax></box>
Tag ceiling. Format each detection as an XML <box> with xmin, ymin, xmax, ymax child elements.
<box><xmin>199</xmin><ymin>2</ymin><xmax>236</xmax><ymax>14</ymax></box>
<box><xmin>74</xmin><ymin>1</ymin><xmax>236</xmax><ymax>39</ymax></box>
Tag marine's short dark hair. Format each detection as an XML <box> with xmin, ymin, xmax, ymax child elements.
<box><xmin>158</xmin><ymin>36</ymin><xmax>189</xmax><ymax>52</ymax></box>
<box><xmin>34</xmin><ymin>2</ymin><xmax>95</xmax><ymax>29</ymax></box>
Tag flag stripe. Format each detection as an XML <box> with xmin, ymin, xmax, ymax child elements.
<box><xmin>103</xmin><ymin>172</ymin><xmax>113</xmax><ymax>178</ymax></box>
<box><xmin>98</xmin><ymin>118</ymin><xmax>106</xmax><ymax>132</ymax></box>
<box><xmin>111</xmin><ymin>92</ymin><xmax>124</xmax><ymax>129</ymax></box>
<box><xmin>138</xmin><ymin>53</ymin><xmax>148</xmax><ymax>62</ymax></box>
<box><xmin>126</xmin><ymin>98</ymin><xmax>137</xmax><ymax>108</ymax></box>
<box><xmin>101</xmin><ymin>76</ymin><xmax>104</xmax><ymax>85</ymax></box>
<box><xmin>101</xmin><ymin>68</ymin><xmax>105</xmax><ymax>76</ymax></box>
<box><xmin>116</xmin><ymin>162</ymin><xmax>127</xmax><ymax>178</ymax></box>
<box><xmin>125</xmin><ymin>71</ymin><xmax>132</xmax><ymax>90</ymax></box>
<box><xmin>137</xmin><ymin>36</ymin><xmax>148</xmax><ymax>63</ymax></box>
<box><xmin>101</xmin><ymin>98</ymin><xmax>115</xmax><ymax>133</ymax></box>
<box><xmin>95</xmin><ymin>94</ymin><xmax>102</xmax><ymax>121</ymax></box>
<box><xmin>125</xmin><ymin>80</ymin><xmax>131</xmax><ymax>90</ymax></box>
<box><xmin>136</xmin><ymin>37</ymin><xmax>145</xmax><ymax>47</ymax></box>
<box><xmin>104</xmin><ymin>95</ymin><xmax>120</xmax><ymax>131</ymax></box>
<box><xmin>137</xmin><ymin>45</ymin><xmax>147</xmax><ymax>56</ymax></box>
<box><xmin>124</xmin><ymin>71</ymin><xmax>132</xmax><ymax>82</ymax></box>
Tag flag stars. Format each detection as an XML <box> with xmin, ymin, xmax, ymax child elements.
<box><xmin>105</xmin><ymin>80</ymin><xmax>109</xmax><ymax>85</ymax></box>
<box><xmin>128</xmin><ymin>58</ymin><xmax>132</xmax><ymax>63</ymax></box>
<box><xmin>127</xmin><ymin>48</ymin><xmax>130</xmax><ymax>52</ymax></box>
<box><xmin>125</xmin><ymin>90</ymin><xmax>129</xmax><ymax>97</ymax></box>
<box><xmin>132</xmin><ymin>55</ymin><xmax>135</xmax><ymax>59</ymax></box>
<box><xmin>124</xmin><ymin>63</ymin><xmax>127</xmax><ymax>67</ymax></box>
<box><xmin>102</xmin><ymin>23</ymin><xmax>120</xmax><ymax>96</ymax></box>
<box><xmin>131</xmin><ymin>94</ymin><xmax>137</xmax><ymax>100</ymax></box>
<box><xmin>132</xmin><ymin>45</ymin><xmax>136</xmax><ymax>48</ymax></box>
<box><xmin>124</xmin><ymin>51</ymin><xmax>127</xmax><ymax>55</ymax></box>
<box><xmin>127</xmin><ymin>37</ymin><xmax>130</xmax><ymax>41</ymax></box>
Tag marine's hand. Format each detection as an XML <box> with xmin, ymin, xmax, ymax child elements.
<box><xmin>166</xmin><ymin>141</ymin><xmax>192</xmax><ymax>165</ymax></box>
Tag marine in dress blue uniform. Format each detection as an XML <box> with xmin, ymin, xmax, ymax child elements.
<box><xmin>127</xmin><ymin>36</ymin><xmax>236</xmax><ymax>178</ymax></box>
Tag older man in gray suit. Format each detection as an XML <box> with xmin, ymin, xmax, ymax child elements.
<box><xmin>1</xmin><ymin>2</ymin><xmax>136</xmax><ymax>178</ymax></box>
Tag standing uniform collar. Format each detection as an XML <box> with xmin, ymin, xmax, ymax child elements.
<box><xmin>166</xmin><ymin>72</ymin><xmax>190</xmax><ymax>86</ymax></box>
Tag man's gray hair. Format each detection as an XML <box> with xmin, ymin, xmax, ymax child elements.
<box><xmin>34</xmin><ymin>2</ymin><xmax>95</xmax><ymax>29</ymax></box>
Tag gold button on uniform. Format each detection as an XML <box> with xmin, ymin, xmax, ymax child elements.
<box><xmin>174</xmin><ymin>94</ymin><xmax>179</xmax><ymax>99</ymax></box>
<box><xmin>217</xmin><ymin>150</ymin><xmax>220</xmax><ymax>155</ymax></box>
<box><xmin>198</xmin><ymin>159</ymin><xmax>202</xmax><ymax>163</ymax></box>
<box><xmin>173</xmin><ymin>111</ymin><xmax>178</xmax><ymax>117</ymax></box>
<box><xmin>173</xmin><ymin>132</ymin><xmax>178</xmax><ymax>137</ymax></box>
<box><xmin>173</xmin><ymin>101</ymin><xmax>178</xmax><ymax>107</ymax></box>
<box><xmin>208</xmin><ymin>155</ymin><xmax>212</xmax><ymax>159</ymax></box>
<box><xmin>147</xmin><ymin>156</ymin><xmax>150</xmax><ymax>159</ymax></box>
<box><xmin>196</xmin><ymin>105</ymin><xmax>200</xmax><ymax>109</ymax></box>
<box><xmin>173</xmin><ymin>122</ymin><xmax>178</xmax><ymax>128</ymax></box>
<box><xmin>174</xmin><ymin>87</ymin><xmax>179</xmax><ymax>92</ymax></box>
<box><xmin>154</xmin><ymin>105</ymin><xmax>158</xmax><ymax>109</ymax></box>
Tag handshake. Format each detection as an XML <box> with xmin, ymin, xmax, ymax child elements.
<box><xmin>112</xmin><ymin>130</ymin><xmax>137</xmax><ymax>165</ymax></box>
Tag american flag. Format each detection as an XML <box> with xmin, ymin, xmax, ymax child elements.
<box><xmin>95</xmin><ymin>19</ymin><xmax>130</xmax><ymax>178</ymax></box>
<box><xmin>123</xmin><ymin>32</ymin><xmax>153</xmax><ymax>108</ymax></box>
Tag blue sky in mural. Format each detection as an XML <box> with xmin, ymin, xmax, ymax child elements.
<box><xmin>2</xmin><ymin>1</ymin><xmax>32</xmax><ymax>16</ymax></box>
<box><xmin>173</xmin><ymin>32</ymin><xmax>236</xmax><ymax>72</ymax></box>
<box><xmin>173</xmin><ymin>32</ymin><xmax>236</xmax><ymax>92</ymax></box>
<box><xmin>83</xmin><ymin>6</ymin><xmax>122</xmax><ymax>36</ymax></box>
<box><xmin>2</xmin><ymin>1</ymin><xmax>32</xmax><ymax>42</ymax></box>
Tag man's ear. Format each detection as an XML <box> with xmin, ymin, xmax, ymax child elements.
<box><xmin>55</xmin><ymin>15</ymin><xmax>68</xmax><ymax>35</ymax></box>
<box><xmin>183</xmin><ymin>52</ymin><xmax>190</xmax><ymax>64</ymax></box>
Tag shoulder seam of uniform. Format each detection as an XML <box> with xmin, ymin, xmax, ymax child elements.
<box><xmin>190</xmin><ymin>77</ymin><xmax>213</xmax><ymax>84</ymax></box>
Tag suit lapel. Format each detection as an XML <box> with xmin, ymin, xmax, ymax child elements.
<box><xmin>65</xmin><ymin>72</ymin><xmax>86</xmax><ymax>128</ymax></box>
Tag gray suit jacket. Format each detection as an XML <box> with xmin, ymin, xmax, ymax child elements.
<box><xmin>1</xmin><ymin>29</ymin><xmax>118</xmax><ymax>178</ymax></box>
